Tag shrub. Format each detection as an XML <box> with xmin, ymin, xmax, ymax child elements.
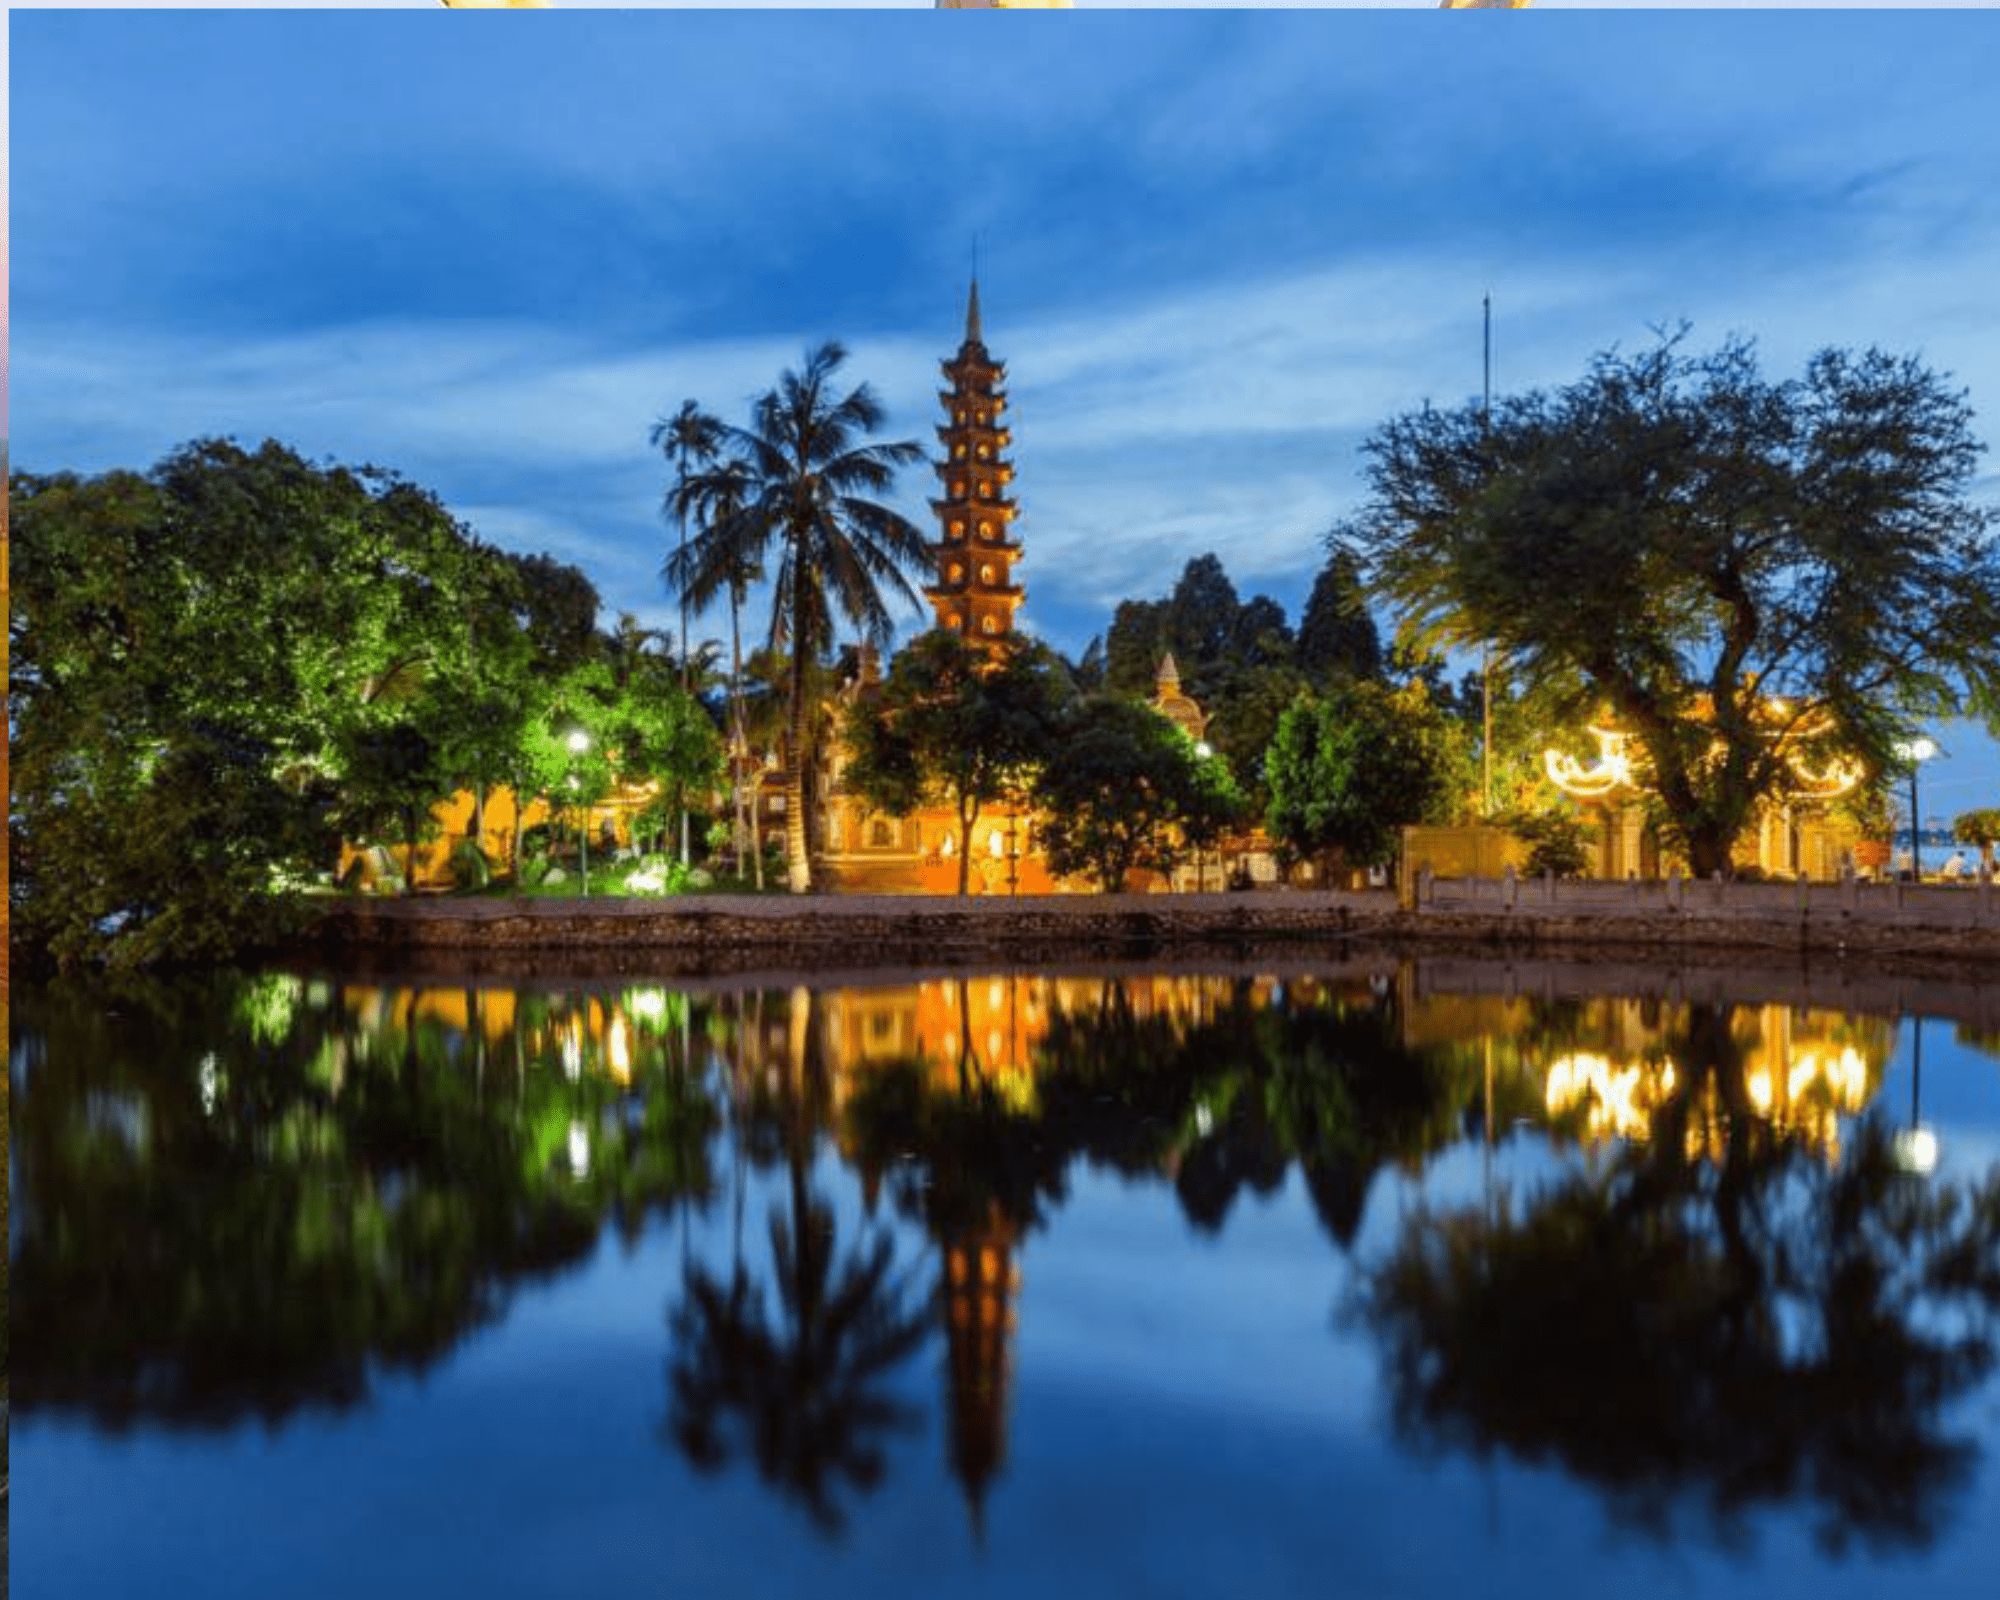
<box><xmin>447</xmin><ymin>838</ymin><xmax>491</xmax><ymax>889</ymax></box>
<box><xmin>1506</xmin><ymin>808</ymin><xmax>1594</xmax><ymax>879</ymax></box>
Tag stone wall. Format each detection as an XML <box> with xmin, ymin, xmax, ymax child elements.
<box><xmin>304</xmin><ymin>882</ymin><xmax>2000</xmax><ymax>967</ymax></box>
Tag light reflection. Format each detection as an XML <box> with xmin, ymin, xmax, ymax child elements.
<box><xmin>1539</xmin><ymin>1004</ymin><xmax>1885</xmax><ymax>1163</ymax></box>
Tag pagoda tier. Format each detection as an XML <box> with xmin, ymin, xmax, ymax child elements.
<box><xmin>928</xmin><ymin>280</ymin><xmax>1027</xmax><ymax>646</ymax></box>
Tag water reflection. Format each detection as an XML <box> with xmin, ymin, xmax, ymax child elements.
<box><xmin>1352</xmin><ymin>1066</ymin><xmax>2000</xmax><ymax>1552</ymax></box>
<box><xmin>667</xmin><ymin>988</ymin><xmax>934</xmax><ymax>1535</ymax></box>
<box><xmin>11</xmin><ymin>963</ymin><xmax>2000</xmax><ymax>1564</ymax></box>
<box><xmin>9</xmin><ymin>973</ymin><xmax>720</xmax><ymax>1427</ymax></box>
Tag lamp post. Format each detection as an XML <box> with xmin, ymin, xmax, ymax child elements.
<box><xmin>568</xmin><ymin>730</ymin><xmax>592</xmax><ymax>897</ymax></box>
<box><xmin>1894</xmin><ymin>735</ymin><xmax>1937</xmax><ymax>881</ymax></box>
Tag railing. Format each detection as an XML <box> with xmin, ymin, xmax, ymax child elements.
<box><xmin>1407</xmin><ymin>867</ymin><xmax>2000</xmax><ymax>930</ymax></box>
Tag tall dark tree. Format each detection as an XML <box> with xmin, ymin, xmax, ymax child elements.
<box><xmin>1355</xmin><ymin>332</ymin><xmax>2000</xmax><ymax>876</ymax></box>
<box><xmin>1295</xmin><ymin>544</ymin><xmax>1384</xmax><ymax>687</ymax></box>
<box><xmin>1164</xmin><ymin>553</ymin><xmax>1242</xmax><ymax>683</ymax></box>
<box><xmin>663</xmin><ymin>343</ymin><xmax>928</xmax><ymax>892</ymax></box>
<box><xmin>1102</xmin><ymin>596</ymin><xmax>1169</xmax><ymax>697</ymax></box>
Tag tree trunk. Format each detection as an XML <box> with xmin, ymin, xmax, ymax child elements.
<box><xmin>957</xmin><ymin>795</ymin><xmax>979</xmax><ymax>897</ymax></box>
<box><xmin>730</xmin><ymin>590</ymin><xmax>749</xmax><ymax>882</ymax></box>
<box><xmin>785</xmin><ymin>638</ymin><xmax>813</xmax><ymax>894</ymax></box>
<box><xmin>1686</xmin><ymin>823</ymin><xmax>1733</xmax><ymax>881</ymax></box>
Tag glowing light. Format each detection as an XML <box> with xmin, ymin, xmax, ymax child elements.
<box><xmin>1894</xmin><ymin>1126</ymin><xmax>1940</xmax><ymax>1175</ymax></box>
<box><xmin>627</xmin><ymin>988</ymin><xmax>670</xmax><ymax>1025</ymax></box>
<box><xmin>1545</xmin><ymin>701</ymin><xmax>1861</xmax><ymax>804</ymax></box>
<box><xmin>1544</xmin><ymin>726</ymin><xmax>1637</xmax><ymax>800</ymax></box>
<box><xmin>567</xmin><ymin>1120</ymin><xmax>591</xmax><ymax>1180</ymax></box>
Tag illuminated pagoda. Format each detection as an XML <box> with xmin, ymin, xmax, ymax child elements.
<box><xmin>927</xmin><ymin>280</ymin><xmax>1027</xmax><ymax>649</ymax></box>
<box><xmin>943</xmin><ymin>1201</ymin><xmax>1023</xmax><ymax>1540</ymax></box>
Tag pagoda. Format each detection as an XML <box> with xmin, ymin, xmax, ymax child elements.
<box><xmin>927</xmin><ymin>281</ymin><xmax>1026</xmax><ymax>649</ymax></box>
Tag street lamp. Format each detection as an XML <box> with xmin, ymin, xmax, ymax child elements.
<box><xmin>1893</xmin><ymin>735</ymin><xmax>1937</xmax><ymax>881</ymax></box>
<box><xmin>568</xmin><ymin>730</ymin><xmax>592</xmax><ymax>897</ymax></box>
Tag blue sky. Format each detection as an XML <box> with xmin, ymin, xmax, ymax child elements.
<box><xmin>10</xmin><ymin>7</ymin><xmax>2000</xmax><ymax>815</ymax></box>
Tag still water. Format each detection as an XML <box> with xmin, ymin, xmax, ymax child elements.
<box><xmin>11</xmin><ymin>954</ymin><xmax>2000</xmax><ymax>1599</ymax></box>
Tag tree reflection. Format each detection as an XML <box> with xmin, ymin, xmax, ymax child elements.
<box><xmin>1352</xmin><ymin>1002</ymin><xmax>2000</xmax><ymax>1553</ymax></box>
<box><xmin>1029</xmin><ymin>977</ymin><xmax>1490</xmax><ymax>1247</ymax></box>
<box><xmin>666</xmin><ymin>988</ymin><xmax>933</xmax><ymax>1536</ymax></box>
<box><xmin>9</xmin><ymin>973</ymin><xmax>720</xmax><ymax>1429</ymax></box>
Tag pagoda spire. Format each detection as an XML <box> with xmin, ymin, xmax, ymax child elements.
<box><xmin>926</xmin><ymin>281</ymin><xmax>1026</xmax><ymax>648</ymax></box>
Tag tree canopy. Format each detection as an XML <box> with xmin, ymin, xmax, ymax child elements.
<box><xmin>1353</xmin><ymin>333</ymin><xmax>2000</xmax><ymax>876</ymax></box>
<box><xmin>8</xmin><ymin>438</ymin><xmax>720</xmax><ymax>969</ymax></box>
<box><xmin>841</xmin><ymin>631</ymin><xmax>1070</xmax><ymax>895</ymax></box>
<box><xmin>1033</xmin><ymin>696</ymin><xmax>1243</xmax><ymax>892</ymax></box>
<box><xmin>1265</xmin><ymin>681</ymin><xmax>1461</xmax><ymax>875</ymax></box>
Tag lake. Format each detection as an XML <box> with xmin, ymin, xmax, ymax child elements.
<box><xmin>10</xmin><ymin>952</ymin><xmax>2000</xmax><ymax>1599</ymax></box>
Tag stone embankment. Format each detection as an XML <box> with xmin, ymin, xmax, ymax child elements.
<box><xmin>305</xmin><ymin>879</ymin><xmax>2000</xmax><ymax>971</ymax></box>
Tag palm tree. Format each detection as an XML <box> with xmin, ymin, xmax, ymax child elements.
<box><xmin>664</xmin><ymin>343</ymin><xmax>929</xmax><ymax>892</ymax></box>
<box><xmin>666</xmin><ymin>988</ymin><xmax>934</xmax><ymax>1533</ymax></box>
<box><xmin>671</xmin><ymin>456</ymin><xmax>765</xmax><ymax>883</ymax></box>
<box><xmin>652</xmin><ymin>400</ymin><xmax>729</xmax><ymax>867</ymax></box>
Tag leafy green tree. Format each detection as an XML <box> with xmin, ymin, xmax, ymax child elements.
<box><xmin>1355</xmin><ymin>332</ymin><xmax>2000</xmax><ymax>877</ymax></box>
<box><xmin>842</xmin><ymin>631</ymin><xmax>1069</xmax><ymax>895</ymax></box>
<box><xmin>1265</xmin><ymin>681</ymin><xmax>1459</xmax><ymax>878</ymax></box>
<box><xmin>1164</xmin><ymin>552</ymin><xmax>1243</xmax><ymax>683</ymax></box>
<box><xmin>9</xmin><ymin>442</ymin><xmax>508</xmax><ymax>967</ymax></box>
<box><xmin>663</xmin><ymin>343</ymin><xmax>929</xmax><ymax>892</ymax></box>
<box><xmin>1203</xmin><ymin>661</ymin><xmax>1312</xmax><ymax>814</ymax></box>
<box><xmin>1033</xmin><ymin>698</ymin><xmax>1240</xmax><ymax>892</ymax></box>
